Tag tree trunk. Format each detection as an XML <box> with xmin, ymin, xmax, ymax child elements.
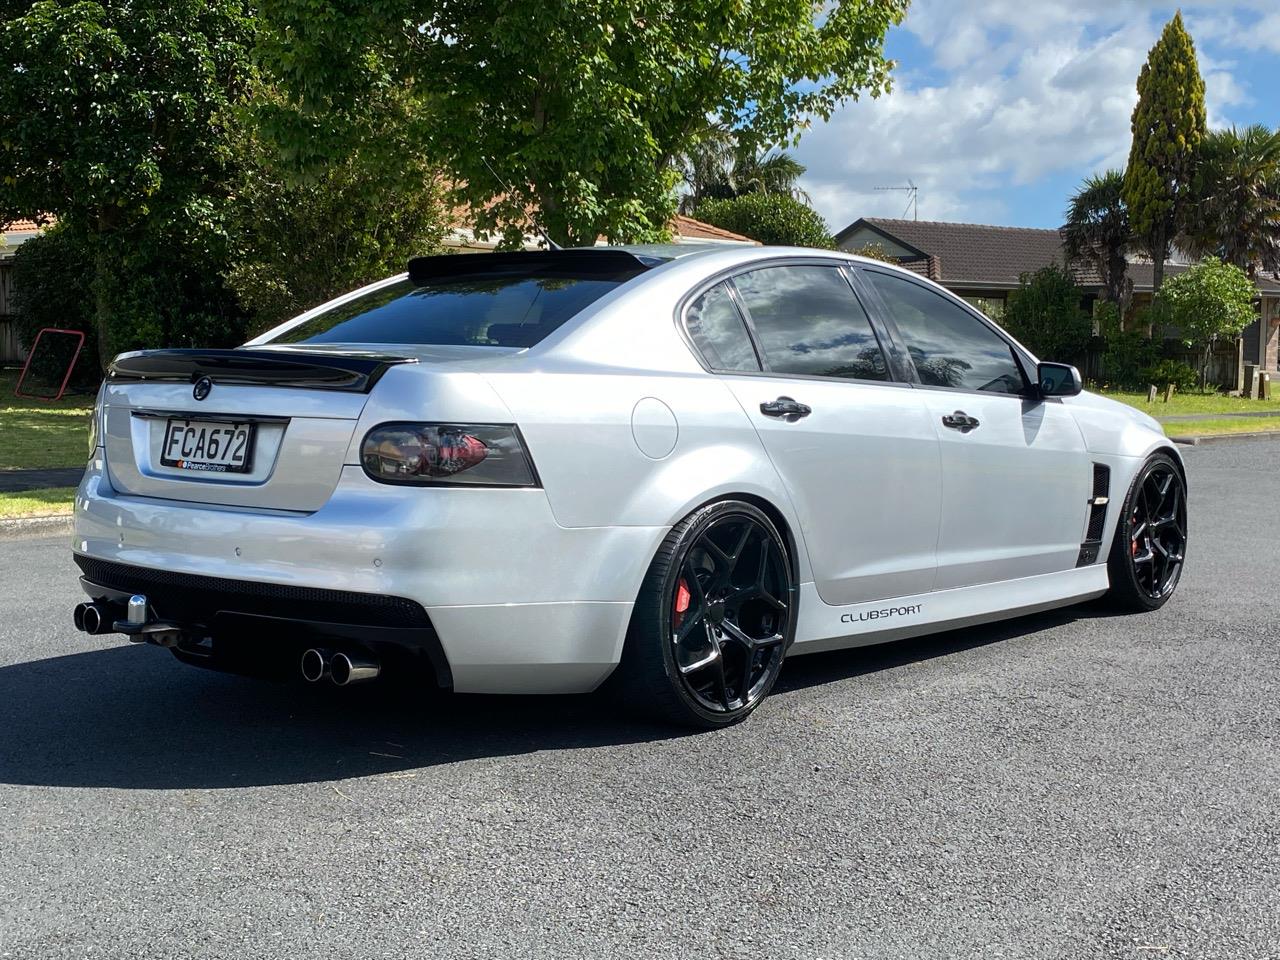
<box><xmin>1151</xmin><ymin>220</ymin><xmax>1167</xmax><ymax>297</ymax></box>
<box><xmin>93</xmin><ymin>235</ymin><xmax>113</xmax><ymax>373</ymax></box>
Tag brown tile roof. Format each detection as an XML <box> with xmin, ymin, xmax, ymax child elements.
<box><xmin>670</xmin><ymin>214</ymin><xmax>757</xmax><ymax>243</ymax></box>
<box><xmin>1</xmin><ymin>219</ymin><xmax>42</xmax><ymax>234</ymax></box>
<box><xmin>841</xmin><ymin>217</ymin><xmax>1280</xmax><ymax>295</ymax></box>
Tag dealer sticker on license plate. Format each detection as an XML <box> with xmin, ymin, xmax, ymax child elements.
<box><xmin>160</xmin><ymin>419</ymin><xmax>256</xmax><ymax>473</ymax></box>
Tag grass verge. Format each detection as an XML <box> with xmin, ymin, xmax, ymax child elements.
<box><xmin>0</xmin><ymin>486</ymin><xmax>76</xmax><ymax>520</ymax></box>
<box><xmin>1164</xmin><ymin>419</ymin><xmax>1280</xmax><ymax>439</ymax></box>
<box><xmin>1099</xmin><ymin>388</ymin><xmax>1280</xmax><ymax>418</ymax></box>
<box><xmin>1</xmin><ymin>369</ymin><xmax>94</xmax><ymax>470</ymax></box>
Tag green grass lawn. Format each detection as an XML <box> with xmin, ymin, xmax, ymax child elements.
<box><xmin>0</xmin><ymin>369</ymin><xmax>94</xmax><ymax>470</ymax></box>
<box><xmin>0</xmin><ymin>486</ymin><xmax>76</xmax><ymax>519</ymax></box>
<box><xmin>1097</xmin><ymin>388</ymin><xmax>1280</xmax><ymax>418</ymax></box>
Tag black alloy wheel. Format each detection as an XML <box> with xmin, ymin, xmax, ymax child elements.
<box><xmin>618</xmin><ymin>500</ymin><xmax>795</xmax><ymax>727</ymax></box>
<box><xmin>1107</xmin><ymin>453</ymin><xmax>1187</xmax><ymax>611</ymax></box>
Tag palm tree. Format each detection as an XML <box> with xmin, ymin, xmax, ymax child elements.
<box><xmin>1062</xmin><ymin>170</ymin><xmax>1131</xmax><ymax>306</ymax></box>
<box><xmin>679</xmin><ymin>131</ymin><xmax>809</xmax><ymax>213</ymax></box>
<box><xmin>1182</xmin><ymin>124</ymin><xmax>1280</xmax><ymax>277</ymax></box>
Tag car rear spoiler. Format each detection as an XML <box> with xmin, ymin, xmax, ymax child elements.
<box><xmin>107</xmin><ymin>349</ymin><xmax>416</xmax><ymax>393</ymax></box>
<box><xmin>407</xmin><ymin>248</ymin><xmax>665</xmax><ymax>285</ymax></box>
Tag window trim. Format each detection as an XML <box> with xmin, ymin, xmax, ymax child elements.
<box><xmin>675</xmin><ymin>256</ymin><xmax>906</xmax><ymax>388</ymax></box>
<box><xmin>852</xmin><ymin>264</ymin><xmax>1037</xmax><ymax>398</ymax></box>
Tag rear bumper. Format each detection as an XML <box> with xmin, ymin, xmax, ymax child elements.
<box><xmin>73</xmin><ymin>462</ymin><xmax>664</xmax><ymax>693</ymax></box>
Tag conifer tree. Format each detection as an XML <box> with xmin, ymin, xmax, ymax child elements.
<box><xmin>1123</xmin><ymin>12</ymin><xmax>1206</xmax><ymax>295</ymax></box>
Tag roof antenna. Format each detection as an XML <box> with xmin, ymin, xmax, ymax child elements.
<box><xmin>481</xmin><ymin>157</ymin><xmax>562</xmax><ymax>250</ymax></box>
<box><xmin>874</xmin><ymin>180</ymin><xmax>919</xmax><ymax>220</ymax></box>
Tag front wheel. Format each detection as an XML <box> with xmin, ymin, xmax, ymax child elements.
<box><xmin>616</xmin><ymin>500</ymin><xmax>796</xmax><ymax>728</ymax></box>
<box><xmin>1106</xmin><ymin>453</ymin><xmax>1188</xmax><ymax>612</ymax></box>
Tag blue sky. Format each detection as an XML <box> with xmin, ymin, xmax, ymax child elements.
<box><xmin>795</xmin><ymin>1</ymin><xmax>1280</xmax><ymax>233</ymax></box>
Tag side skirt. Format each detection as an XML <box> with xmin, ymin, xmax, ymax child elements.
<box><xmin>790</xmin><ymin>565</ymin><xmax>1109</xmax><ymax>656</ymax></box>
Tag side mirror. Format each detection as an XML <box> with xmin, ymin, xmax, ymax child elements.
<box><xmin>1037</xmin><ymin>362</ymin><xmax>1082</xmax><ymax>398</ymax></box>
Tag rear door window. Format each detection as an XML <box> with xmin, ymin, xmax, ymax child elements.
<box><xmin>271</xmin><ymin>270</ymin><xmax>640</xmax><ymax>348</ymax></box>
<box><xmin>684</xmin><ymin>282</ymin><xmax>761</xmax><ymax>371</ymax></box>
<box><xmin>732</xmin><ymin>265</ymin><xmax>891</xmax><ymax>381</ymax></box>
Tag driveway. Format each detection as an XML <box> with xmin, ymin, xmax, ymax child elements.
<box><xmin>1</xmin><ymin>440</ymin><xmax>1278</xmax><ymax>959</ymax></box>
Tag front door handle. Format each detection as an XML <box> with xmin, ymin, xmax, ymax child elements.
<box><xmin>941</xmin><ymin>410</ymin><xmax>980</xmax><ymax>432</ymax></box>
<box><xmin>760</xmin><ymin>396</ymin><xmax>812</xmax><ymax>420</ymax></box>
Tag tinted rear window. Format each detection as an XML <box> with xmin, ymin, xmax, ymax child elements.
<box><xmin>270</xmin><ymin>270</ymin><xmax>640</xmax><ymax>348</ymax></box>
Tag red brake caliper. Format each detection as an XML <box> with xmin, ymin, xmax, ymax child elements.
<box><xmin>674</xmin><ymin>578</ymin><xmax>692</xmax><ymax>626</ymax></box>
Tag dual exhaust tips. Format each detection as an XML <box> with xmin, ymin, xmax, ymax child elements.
<box><xmin>73</xmin><ymin>601</ymin><xmax>117</xmax><ymax>636</ymax></box>
<box><xmin>300</xmin><ymin>648</ymin><xmax>380</xmax><ymax>687</ymax></box>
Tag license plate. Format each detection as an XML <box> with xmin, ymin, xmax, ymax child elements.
<box><xmin>160</xmin><ymin>419</ymin><xmax>256</xmax><ymax>473</ymax></box>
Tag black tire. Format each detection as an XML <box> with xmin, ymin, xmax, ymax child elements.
<box><xmin>614</xmin><ymin>500</ymin><xmax>796</xmax><ymax>728</ymax></box>
<box><xmin>1105</xmin><ymin>452</ymin><xmax>1188</xmax><ymax>612</ymax></box>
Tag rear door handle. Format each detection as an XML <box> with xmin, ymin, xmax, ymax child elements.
<box><xmin>941</xmin><ymin>410</ymin><xmax>980</xmax><ymax>432</ymax></box>
<box><xmin>760</xmin><ymin>396</ymin><xmax>812</xmax><ymax>420</ymax></box>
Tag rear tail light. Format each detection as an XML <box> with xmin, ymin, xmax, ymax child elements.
<box><xmin>360</xmin><ymin>423</ymin><xmax>538</xmax><ymax>487</ymax></box>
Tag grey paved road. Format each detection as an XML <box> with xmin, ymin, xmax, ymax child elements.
<box><xmin>1</xmin><ymin>440</ymin><xmax>1278</xmax><ymax>959</ymax></box>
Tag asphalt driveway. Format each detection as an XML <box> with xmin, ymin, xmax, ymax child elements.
<box><xmin>1</xmin><ymin>439</ymin><xmax>1277</xmax><ymax>959</ymax></box>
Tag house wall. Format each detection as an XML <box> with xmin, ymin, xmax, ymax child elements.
<box><xmin>837</xmin><ymin>226</ymin><xmax>921</xmax><ymax>259</ymax></box>
<box><xmin>0</xmin><ymin>260</ymin><xmax>25</xmax><ymax>365</ymax></box>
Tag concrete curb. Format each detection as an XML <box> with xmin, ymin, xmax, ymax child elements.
<box><xmin>0</xmin><ymin>514</ymin><xmax>72</xmax><ymax>540</ymax></box>
<box><xmin>1169</xmin><ymin>430</ymin><xmax>1280</xmax><ymax>446</ymax></box>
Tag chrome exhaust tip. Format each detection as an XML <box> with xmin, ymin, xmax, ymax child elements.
<box><xmin>300</xmin><ymin>648</ymin><xmax>333</xmax><ymax>683</ymax></box>
<box><xmin>331</xmin><ymin>651</ymin><xmax>380</xmax><ymax>686</ymax></box>
<box><xmin>73</xmin><ymin>603</ymin><xmax>88</xmax><ymax>632</ymax></box>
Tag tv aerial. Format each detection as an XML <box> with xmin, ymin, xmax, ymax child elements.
<box><xmin>874</xmin><ymin>180</ymin><xmax>919</xmax><ymax>220</ymax></box>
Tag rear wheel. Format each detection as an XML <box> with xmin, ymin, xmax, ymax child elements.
<box><xmin>1106</xmin><ymin>453</ymin><xmax>1187</xmax><ymax>612</ymax></box>
<box><xmin>616</xmin><ymin>500</ymin><xmax>795</xmax><ymax>728</ymax></box>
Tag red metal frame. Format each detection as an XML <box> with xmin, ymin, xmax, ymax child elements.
<box><xmin>13</xmin><ymin>327</ymin><xmax>86</xmax><ymax>402</ymax></box>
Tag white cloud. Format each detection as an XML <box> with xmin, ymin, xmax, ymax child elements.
<box><xmin>797</xmin><ymin>1</ymin><xmax>1271</xmax><ymax>231</ymax></box>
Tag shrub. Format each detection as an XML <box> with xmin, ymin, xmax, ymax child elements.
<box><xmin>1000</xmin><ymin>262</ymin><xmax>1092</xmax><ymax>362</ymax></box>
<box><xmin>1160</xmin><ymin>256</ymin><xmax>1257</xmax><ymax>386</ymax></box>
<box><xmin>1138</xmin><ymin>358</ymin><xmax>1198</xmax><ymax>391</ymax></box>
<box><xmin>849</xmin><ymin>241</ymin><xmax>897</xmax><ymax>264</ymax></box>
<box><xmin>696</xmin><ymin>193</ymin><xmax>835</xmax><ymax>248</ymax></box>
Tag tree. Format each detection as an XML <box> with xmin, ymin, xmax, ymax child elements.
<box><xmin>1000</xmin><ymin>262</ymin><xmax>1092</xmax><ymax>363</ymax></box>
<box><xmin>1122</xmin><ymin>12</ymin><xmax>1206</xmax><ymax>296</ymax></box>
<box><xmin>697</xmin><ymin>194</ymin><xmax>834</xmax><ymax>248</ymax></box>
<box><xmin>679</xmin><ymin>129</ymin><xmax>809</xmax><ymax>213</ymax></box>
<box><xmin>256</xmin><ymin>0</ymin><xmax>908</xmax><ymax>247</ymax></box>
<box><xmin>1062</xmin><ymin>170</ymin><xmax>1131</xmax><ymax>308</ymax></box>
<box><xmin>0</xmin><ymin>0</ymin><xmax>253</xmax><ymax>368</ymax></box>
<box><xmin>1160</xmin><ymin>257</ymin><xmax>1257</xmax><ymax>387</ymax></box>
<box><xmin>849</xmin><ymin>241</ymin><xmax>898</xmax><ymax>264</ymax></box>
<box><xmin>226</xmin><ymin>96</ymin><xmax>450</xmax><ymax>334</ymax></box>
<box><xmin>1182</xmin><ymin>124</ymin><xmax>1280</xmax><ymax>277</ymax></box>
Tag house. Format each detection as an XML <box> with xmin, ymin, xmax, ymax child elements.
<box><xmin>835</xmin><ymin>217</ymin><xmax>1280</xmax><ymax>375</ymax></box>
<box><xmin>0</xmin><ymin>219</ymin><xmax>44</xmax><ymax>365</ymax></box>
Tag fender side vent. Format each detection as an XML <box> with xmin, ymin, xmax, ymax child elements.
<box><xmin>1077</xmin><ymin>463</ymin><xmax>1112</xmax><ymax>566</ymax></box>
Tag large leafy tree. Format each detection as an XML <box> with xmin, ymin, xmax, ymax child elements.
<box><xmin>257</xmin><ymin>0</ymin><xmax>908</xmax><ymax>247</ymax></box>
<box><xmin>1122</xmin><ymin>12</ymin><xmax>1206</xmax><ymax>296</ymax></box>
<box><xmin>1062</xmin><ymin>170</ymin><xmax>1131</xmax><ymax>308</ymax></box>
<box><xmin>0</xmin><ymin>0</ymin><xmax>254</xmax><ymax>367</ymax></box>
<box><xmin>1182</xmin><ymin>124</ymin><xmax>1280</xmax><ymax>278</ymax></box>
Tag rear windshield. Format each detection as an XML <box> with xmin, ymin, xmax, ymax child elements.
<box><xmin>270</xmin><ymin>269</ymin><xmax>640</xmax><ymax>348</ymax></box>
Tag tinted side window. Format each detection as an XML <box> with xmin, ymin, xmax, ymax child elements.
<box><xmin>684</xmin><ymin>282</ymin><xmax>760</xmax><ymax>371</ymax></box>
<box><xmin>864</xmin><ymin>271</ymin><xmax>1026</xmax><ymax>394</ymax></box>
<box><xmin>732</xmin><ymin>265</ymin><xmax>890</xmax><ymax>381</ymax></box>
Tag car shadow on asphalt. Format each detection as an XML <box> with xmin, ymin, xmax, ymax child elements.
<box><xmin>0</xmin><ymin>606</ymin><xmax>1083</xmax><ymax>790</ymax></box>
